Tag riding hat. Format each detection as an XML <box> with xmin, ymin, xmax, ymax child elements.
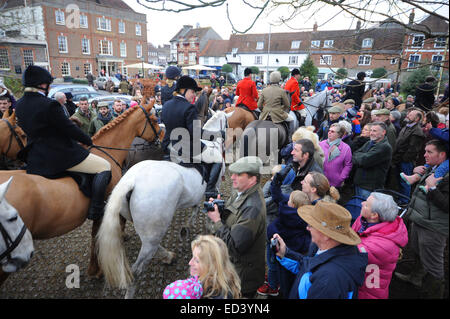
<box><xmin>291</xmin><ymin>68</ymin><xmax>300</xmax><ymax>76</ymax></box>
<box><xmin>229</xmin><ymin>156</ymin><xmax>263</xmax><ymax>175</ymax></box>
<box><xmin>298</xmin><ymin>201</ymin><xmax>361</xmax><ymax>246</ymax></box>
<box><xmin>165</xmin><ymin>66</ymin><xmax>181</xmax><ymax>80</ymax></box>
<box><xmin>22</xmin><ymin>65</ymin><xmax>54</xmax><ymax>87</ymax></box>
<box><xmin>176</xmin><ymin>76</ymin><xmax>202</xmax><ymax>92</ymax></box>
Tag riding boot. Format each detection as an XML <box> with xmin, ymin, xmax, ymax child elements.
<box><xmin>87</xmin><ymin>170</ymin><xmax>112</xmax><ymax>221</ymax></box>
<box><xmin>205</xmin><ymin>163</ymin><xmax>222</xmax><ymax>200</ymax></box>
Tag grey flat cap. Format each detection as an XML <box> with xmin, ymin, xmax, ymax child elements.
<box><xmin>229</xmin><ymin>156</ymin><xmax>263</xmax><ymax>175</ymax></box>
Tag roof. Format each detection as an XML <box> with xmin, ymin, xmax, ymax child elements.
<box><xmin>411</xmin><ymin>15</ymin><xmax>449</xmax><ymax>35</ymax></box>
<box><xmin>5</xmin><ymin>0</ymin><xmax>136</xmax><ymax>12</ymax></box>
<box><xmin>199</xmin><ymin>40</ymin><xmax>230</xmax><ymax>57</ymax></box>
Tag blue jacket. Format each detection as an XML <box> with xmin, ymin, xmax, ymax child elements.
<box><xmin>278</xmin><ymin>243</ymin><xmax>368</xmax><ymax>299</ymax></box>
<box><xmin>267</xmin><ymin>180</ymin><xmax>311</xmax><ymax>254</ymax></box>
<box><xmin>430</xmin><ymin>127</ymin><xmax>449</xmax><ymax>143</ymax></box>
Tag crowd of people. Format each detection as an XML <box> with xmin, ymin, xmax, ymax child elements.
<box><xmin>1</xmin><ymin>64</ymin><xmax>448</xmax><ymax>300</ymax></box>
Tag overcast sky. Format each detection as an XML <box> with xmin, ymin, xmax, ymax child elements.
<box><xmin>122</xmin><ymin>0</ymin><xmax>449</xmax><ymax>47</ymax></box>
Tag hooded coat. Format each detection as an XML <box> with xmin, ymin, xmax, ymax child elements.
<box><xmin>352</xmin><ymin>216</ymin><xmax>408</xmax><ymax>299</ymax></box>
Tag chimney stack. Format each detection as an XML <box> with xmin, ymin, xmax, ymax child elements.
<box><xmin>356</xmin><ymin>20</ymin><xmax>361</xmax><ymax>31</ymax></box>
<box><xmin>313</xmin><ymin>22</ymin><xmax>318</xmax><ymax>32</ymax></box>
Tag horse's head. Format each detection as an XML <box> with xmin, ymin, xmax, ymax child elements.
<box><xmin>1</xmin><ymin>111</ymin><xmax>27</xmax><ymax>159</ymax></box>
<box><xmin>203</xmin><ymin>110</ymin><xmax>227</xmax><ymax>133</ymax></box>
<box><xmin>140</xmin><ymin>99</ymin><xmax>164</xmax><ymax>145</ymax></box>
<box><xmin>0</xmin><ymin>177</ymin><xmax>34</xmax><ymax>273</ymax></box>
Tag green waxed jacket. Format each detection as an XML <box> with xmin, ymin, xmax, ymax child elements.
<box><xmin>213</xmin><ymin>183</ymin><xmax>266</xmax><ymax>295</ymax></box>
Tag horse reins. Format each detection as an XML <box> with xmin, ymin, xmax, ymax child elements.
<box><xmin>0</xmin><ymin>221</ymin><xmax>27</xmax><ymax>263</ymax></box>
<box><xmin>89</xmin><ymin>105</ymin><xmax>162</xmax><ymax>170</ymax></box>
<box><xmin>1</xmin><ymin>119</ymin><xmax>26</xmax><ymax>157</ymax></box>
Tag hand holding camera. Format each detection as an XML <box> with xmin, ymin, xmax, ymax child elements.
<box><xmin>204</xmin><ymin>194</ymin><xmax>223</xmax><ymax>223</ymax></box>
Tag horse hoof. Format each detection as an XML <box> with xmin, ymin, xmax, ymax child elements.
<box><xmin>87</xmin><ymin>265</ymin><xmax>100</xmax><ymax>277</ymax></box>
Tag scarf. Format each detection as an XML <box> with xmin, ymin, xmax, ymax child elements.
<box><xmin>97</xmin><ymin>111</ymin><xmax>113</xmax><ymax>125</ymax></box>
<box><xmin>327</xmin><ymin>138</ymin><xmax>341</xmax><ymax>162</ymax></box>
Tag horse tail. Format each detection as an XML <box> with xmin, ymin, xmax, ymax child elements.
<box><xmin>96</xmin><ymin>179</ymin><xmax>134</xmax><ymax>289</ymax></box>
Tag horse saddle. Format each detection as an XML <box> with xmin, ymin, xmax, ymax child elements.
<box><xmin>41</xmin><ymin>171</ymin><xmax>94</xmax><ymax>198</ymax></box>
<box><xmin>237</xmin><ymin>104</ymin><xmax>259</xmax><ymax>120</ymax></box>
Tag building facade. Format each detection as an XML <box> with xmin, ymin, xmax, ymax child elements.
<box><xmin>1</xmin><ymin>0</ymin><xmax>148</xmax><ymax>79</ymax></box>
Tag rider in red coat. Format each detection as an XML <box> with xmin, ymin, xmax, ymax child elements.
<box><xmin>235</xmin><ymin>68</ymin><xmax>258</xmax><ymax>111</ymax></box>
<box><xmin>285</xmin><ymin>68</ymin><xmax>305</xmax><ymax>112</ymax></box>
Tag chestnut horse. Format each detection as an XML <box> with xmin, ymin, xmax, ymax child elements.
<box><xmin>221</xmin><ymin>106</ymin><xmax>256</xmax><ymax>149</ymax></box>
<box><xmin>0</xmin><ymin>111</ymin><xmax>26</xmax><ymax>162</ymax></box>
<box><xmin>0</xmin><ymin>101</ymin><xmax>163</xmax><ymax>286</ymax></box>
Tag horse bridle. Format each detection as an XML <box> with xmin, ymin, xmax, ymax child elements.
<box><xmin>89</xmin><ymin>105</ymin><xmax>163</xmax><ymax>170</ymax></box>
<box><xmin>1</xmin><ymin>119</ymin><xmax>26</xmax><ymax>157</ymax></box>
<box><xmin>0</xmin><ymin>220</ymin><xmax>27</xmax><ymax>263</ymax></box>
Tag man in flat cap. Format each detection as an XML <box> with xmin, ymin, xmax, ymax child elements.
<box><xmin>372</xmin><ymin>108</ymin><xmax>397</xmax><ymax>152</ymax></box>
<box><xmin>206</xmin><ymin>156</ymin><xmax>266</xmax><ymax>298</ymax></box>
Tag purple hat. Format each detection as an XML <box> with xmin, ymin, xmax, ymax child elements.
<box><xmin>163</xmin><ymin>276</ymin><xmax>203</xmax><ymax>299</ymax></box>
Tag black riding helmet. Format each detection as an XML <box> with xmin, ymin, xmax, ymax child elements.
<box><xmin>22</xmin><ymin>65</ymin><xmax>54</xmax><ymax>88</ymax></box>
<box><xmin>176</xmin><ymin>76</ymin><xmax>202</xmax><ymax>93</ymax></box>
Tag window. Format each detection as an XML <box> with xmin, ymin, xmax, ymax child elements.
<box><xmin>291</xmin><ymin>40</ymin><xmax>301</xmax><ymax>49</ymax></box>
<box><xmin>98</xmin><ymin>40</ymin><xmax>113</xmax><ymax>55</ymax></box>
<box><xmin>58</xmin><ymin>35</ymin><xmax>68</xmax><ymax>53</ymax></box>
<box><xmin>118</xmin><ymin>21</ymin><xmax>125</xmax><ymax>34</ymax></box>
<box><xmin>431</xmin><ymin>55</ymin><xmax>443</xmax><ymax>71</ymax></box>
<box><xmin>412</xmin><ymin>35</ymin><xmax>424</xmax><ymax>48</ymax></box>
<box><xmin>324</xmin><ymin>40</ymin><xmax>334</xmax><ymax>48</ymax></box>
<box><xmin>61</xmin><ymin>62</ymin><xmax>70</xmax><ymax>76</ymax></box>
<box><xmin>289</xmin><ymin>56</ymin><xmax>298</xmax><ymax>65</ymax></box>
<box><xmin>189</xmin><ymin>52</ymin><xmax>196</xmax><ymax>62</ymax></box>
<box><xmin>55</xmin><ymin>10</ymin><xmax>65</xmax><ymax>25</ymax></box>
<box><xmin>407</xmin><ymin>54</ymin><xmax>420</xmax><ymax>68</ymax></box>
<box><xmin>97</xmin><ymin>17</ymin><xmax>111</xmax><ymax>31</ymax></box>
<box><xmin>232</xmin><ymin>47</ymin><xmax>238</xmax><ymax>58</ymax></box>
<box><xmin>0</xmin><ymin>29</ymin><xmax>5</xmax><ymax>37</ymax></box>
<box><xmin>256</xmin><ymin>41</ymin><xmax>264</xmax><ymax>50</ymax></box>
<box><xmin>255</xmin><ymin>55</ymin><xmax>262</xmax><ymax>64</ymax></box>
<box><xmin>435</xmin><ymin>37</ymin><xmax>446</xmax><ymax>48</ymax></box>
<box><xmin>390</xmin><ymin>58</ymin><xmax>398</xmax><ymax>65</ymax></box>
<box><xmin>358</xmin><ymin>55</ymin><xmax>372</xmax><ymax>65</ymax></box>
<box><xmin>81</xmin><ymin>38</ymin><xmax>90</xmax><ymax>54</ymax></box>
<box><xmin>190</xmin><ymin>41</ymin><xmax>196</xmax><ymax>49</ymax></box>
<box><xmin>0</xmin><ymin>48</ymin><xmax>10</xmax><ymax>69</ymax></box>
<box><xmin>135</xmin><ymin>24</ymin><xmax>142</xmax><ymax>36</ymax></box>
<box><xmin>311</xmin><ymin>40</ymin><xmax>320</xmax><ymax>48</ymax></box>
<box><xmin>136</xmin><ymin>44</ymin><xmax>142</xmax><ymax>58</ymax></box>
<box><xmin>320</xmin><ymin>55</ymin><xmax>332</xmax><ymax>65</ymax></box>
<box><xmin>21</xmin><ymin>49</ymin><xmax>33</xmax><ymax>68</ymax></box>
<box><xmin>214</xmin><ymin>57</ymin><xmax>220</xmax><ymax>64</ymax></box>
<box><xmin>362</xmin><ymin>38</ymin><xmax>373</xmax><ymax>48</ymax></box>
<box><xmin>80</xmin><ymin>14</ymin><xmax>88</xmax><ymax>28</ymax></box>
<box><xmin>203</xmin><ymin>57</ymin><xmax>209</xmax><ymax>65</ymax></box>
<box><xmin>178</xmin><ymin>53</ymin><xmax>184</xmax><ymax>63</ymax></box>
<box><xmin>120</xmin><ymin>42</ymin><xmax>127</xmax><ymax>57</ymax></box>
<box><xmin>83</xmin><ymin>63</ymin><xmax>91</xmax><ymax>76</ymax></box>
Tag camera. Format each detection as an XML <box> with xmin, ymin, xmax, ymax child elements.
<box><xmin>203</xmin><ymin>199</ymin><xmax>225</xmax><ymax>213</ymax></box>
<box><xmin>270</xmin><ymin>238</ymin><xmax>278</xmax><ymax>254</ymax></box>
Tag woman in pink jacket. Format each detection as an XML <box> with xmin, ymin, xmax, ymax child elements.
<box><xmin>352</xmin><ymin>192</ymin><xmax>409</xmax><ymax>299</ymax></box>
<box><xmin>319</xmin><ymin>123</ymin><xmax>353</xmax><ymax>187</ymax></box>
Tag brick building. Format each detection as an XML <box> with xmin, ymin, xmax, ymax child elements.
<box><xmin>1</xmin><ymin>0</ymin><xmax>148</xmax><ymax>79</ymax></box>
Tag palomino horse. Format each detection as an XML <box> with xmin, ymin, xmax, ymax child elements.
<box><xmin>96</xmin><ymin>119</ymin><xmax>225</xmax><ymax>298</ymax></box>
<box><xmin>0</xmin><ymin>111</ymin><xmax>26</xmax><ymax>162</ymax></box>
<box><xmin>0</xmin><ymin>177</ymin><xmax>34</xmax><ymax>274</ymax></box>
<box><xmin>0</xmin><ymin>102</ymin><xmax>163</xmax><ymax>286</ymax></box>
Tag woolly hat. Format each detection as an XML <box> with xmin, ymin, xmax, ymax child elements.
<box><xmin>163</xmin><ymin>276</ymin><xmax>203</xmax><ymax>299</ymax></box>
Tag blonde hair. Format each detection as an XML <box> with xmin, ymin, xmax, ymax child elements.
<box><xmin>289</xmin><ymin>191</ymin><xmax>311</xmax><ymax>208</ymax></box>
<box><xmin>191</xmin><ymin>235</ymin><xmax>241</xmax><ymax>299</ymax></box>
<box><xmin>271</xmin><ymin>164</ymin><xmax>282</xmax><ymax>176</ymax></box>
<box><xmin>307</xmin><ymin>172</ymin><xmax>340</xmax><ymax>202</ymax></box>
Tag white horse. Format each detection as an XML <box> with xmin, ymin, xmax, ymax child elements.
<box><xmin>291</xmin><ymin>89</ymin><xmax>334</xmax><ymax>128</ymax></box>
<box><xmin>0</xmin><ymin>177</ymin><xmax>34</xmax><ymax>274</ymax></box>
<box><xmin>96</xmin><ymin>121</ymin><xmax>225</xmax><ymax>298</ymax></box>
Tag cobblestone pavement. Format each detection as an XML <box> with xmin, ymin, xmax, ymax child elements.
<box><xmin>0</xmin><ymin>167</ymin><xmax>447</xmax><ymax>299</ymax></box>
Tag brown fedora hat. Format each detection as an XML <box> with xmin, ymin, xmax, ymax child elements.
<box><xmin>298</xmin><ymin>201</ymin><xmax>361</xmax><ymax>246</ymax></box>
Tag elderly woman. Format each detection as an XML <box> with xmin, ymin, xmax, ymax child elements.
<box><xmin>319</xmin><ymin>123</ymin><xmax>353</xmax><ymax>187</ymax></box>
<box><xmin>352</xmin><ymin>192</ymin><xmax>408</xmax><ymax>299</ymax></box>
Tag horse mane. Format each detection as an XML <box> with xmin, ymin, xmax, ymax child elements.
<box><xmin>92</xmin><ymin>106</ymin><xmax>141</xmax><ymax>141</ymax></box>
